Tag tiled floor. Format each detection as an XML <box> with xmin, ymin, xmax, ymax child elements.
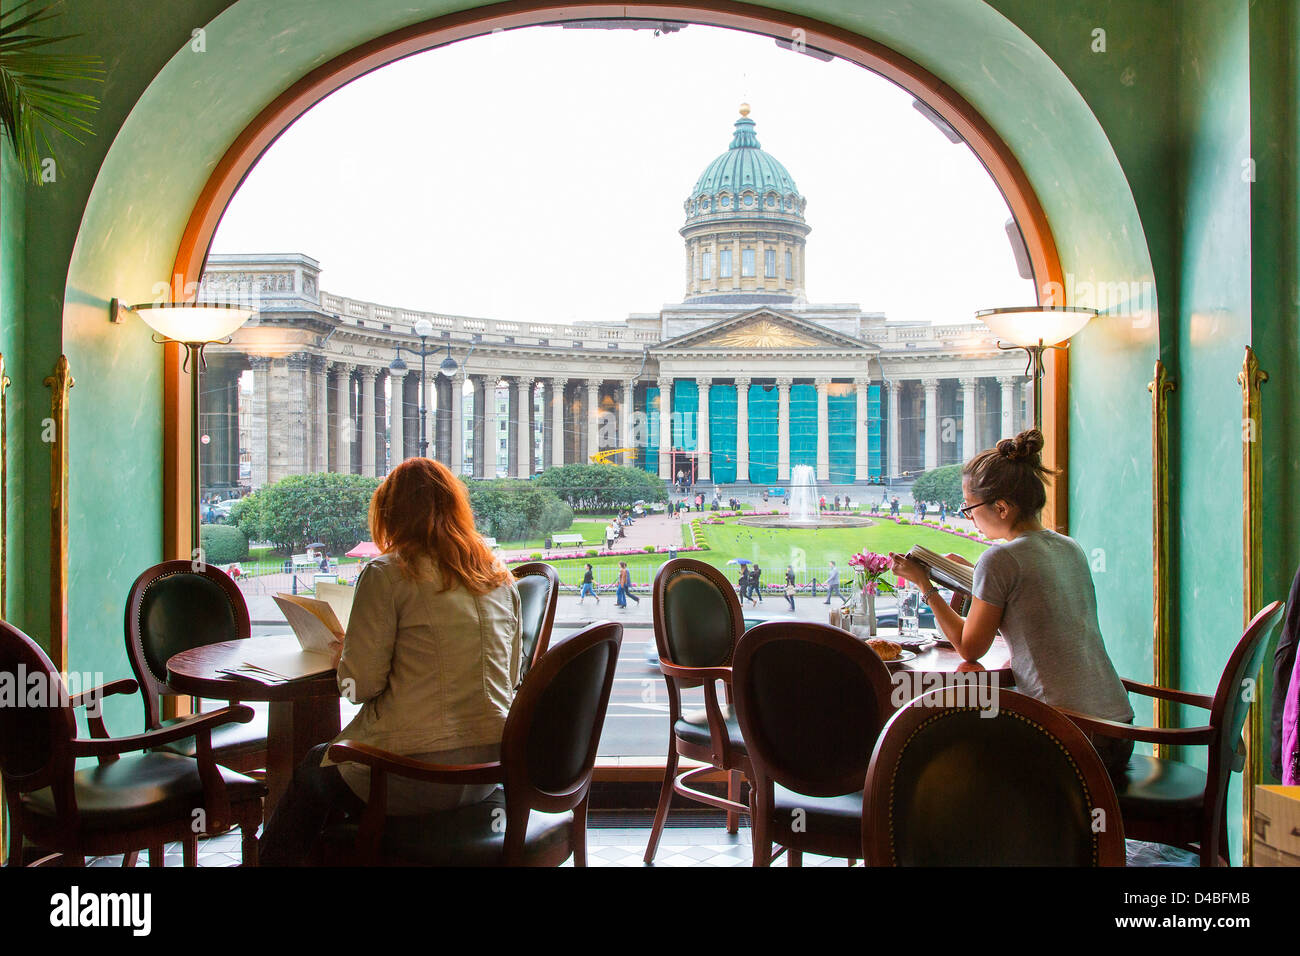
<box><xmin>85</xmin><ymin>821</ymin><xmax>856</xmax><ymax>867</ymax></box>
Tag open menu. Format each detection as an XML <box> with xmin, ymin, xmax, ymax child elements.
<box><xmin>217</xmin><ymin>587</ymin><xmax>355</xmax><ymax>684</ymax></box>
<box><xmin>905</xmin><ymin>545</ymin><xmax>975</xmax><ymax>594</ymax></box>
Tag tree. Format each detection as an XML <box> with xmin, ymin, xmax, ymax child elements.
<box><xmin>199</xmin><ymin>524</ymin><xmax>248</xmax><ymax>564</ymax></box>
<box><xmin>910</xmin><ymin>464</ymin><xmax>963</xmax><ymax>511</ymax></box>
<box><xmin>466</xmin><ymin>478</ymin><xmax>572</xmax><ymax>542</ymax></box>
<box><xmin>534</xmin><ymin>464</ymin><xmax>667</xmax><ymax>512</ymax></box>
<box><xmin>233</xmin><ymin>473</ymin><xmax>381</xmax><ymax>553</ymax></box>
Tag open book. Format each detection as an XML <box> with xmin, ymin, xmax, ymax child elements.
<box><xmin>906</xmin><ymin>545</ymin><xmax>975</xmax><ymax>594</ymax></box>
<box><xmin>216</xmin><ymin>587</ymin><xmax>356</xmax><ymax>684</ymax></box>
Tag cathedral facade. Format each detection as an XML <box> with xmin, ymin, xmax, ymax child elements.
<box><xmin>199</xmin><ymin>108</ymin><xmax>1031</xmax><ymax>494</ymax></box>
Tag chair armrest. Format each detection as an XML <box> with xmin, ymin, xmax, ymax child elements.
<box><xmin>1120</xmin><ymin>678</ymin><xmax>1213</xmax><ymax>710</ymax></box>
<box><xmin>657</xmin><ymin>662</ymin><xmax>732</xmax><ymax>684</ymax></box>
<box><xmin>69</xmin><ymin>705</ymin><xmax>254</xmax><ymax>758</ymax></box>
<box><xmin>1057</xmin><ymin>707</ymin><xmax>1215</xmax><ymax>746</ymax></box>
<box><xmin>327</xmin><ymin>741</ymin><xmax>503</xmax><ymax>785</ymax></box>
<box><xmin>69</xmin><ymin>678</ymin><xmax>139</xmax><ymax>710</ymax></box>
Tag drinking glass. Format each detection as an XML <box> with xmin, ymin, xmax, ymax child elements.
<box><xmin>899</xmin><ymin>585</ymin><xmax>920</xmax><ymax>638</ymax></box>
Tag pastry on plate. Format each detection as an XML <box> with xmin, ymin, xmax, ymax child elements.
<box><xmin>866</xmin><ymin>638</ymin><xmax>902</xmax><ymax>662</ymax></box>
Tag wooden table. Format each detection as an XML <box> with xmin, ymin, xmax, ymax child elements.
<box><xmin>854</xmin><ymin>630</ymin><xmax>1015</xmax><ymax>708</ymax></box>
<box><xmin>167</xmin><ymin>635</ymin><xmax>342</xmax><ymax>813</ymax></box>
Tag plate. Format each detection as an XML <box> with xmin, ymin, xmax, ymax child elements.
<box><xmin>873</xmin><ymin>649</ymin><xmax>917</xmax><ymax>667</ymax></box>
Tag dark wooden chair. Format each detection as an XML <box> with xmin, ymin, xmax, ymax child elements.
<box><xmin>0</xmin><ymin>621</ymin><xmax>265</xmax><ymax>867</ymax></box>
<box><xmin>644</xmin><ymin>558</ymin><xmax>751</xmax><ymax>863</ymax></box>
<box><xmin>124</xmin><ymin>560</ymin><xmax>268</xmax><ymax>774</ymax></box>
<box><xmin>320</xmin><ymin>620</ymin><xmax>622</xmax><ymax>866</ymax></box>
<box><xmin>1060</xmin><ymin>600</ymin><xmax>1285</xmax><ymax>866</ymax></box>
<box><xmin>733</xmin><ymin>621</ymin><xmax>894</xmax><ymax>866</ymax></box>
<box><xmin>863</xmin><ymin>686</ymin><xmax>1125</xmax><ymax>866</ymax></box>
<box><xmin>512</xmin><ymin>561</ymin><xmax>560</xmax><ymax>685</ymax></box>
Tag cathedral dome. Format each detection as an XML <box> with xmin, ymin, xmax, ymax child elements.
<box><xmin>684</xmin><ymin>105</ymin><xmax>806</xmax><ymax>224</ymax></box>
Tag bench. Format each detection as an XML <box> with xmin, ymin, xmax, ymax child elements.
<box><xmin>291</xmin><ymin>553</ymin><xmax>316</xmax><ymax>571</ymax></box>
<box><xmin>481</xmin><ymin>536</ymin><xmax>499</xmax><ymax>550</ymax></box>
<box><xmin>551</xmin><ymin>534</ymin><xmax>584</xmax><ymax>548</ymax></box>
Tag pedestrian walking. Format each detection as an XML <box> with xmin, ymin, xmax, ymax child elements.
<box><xmin>940</xmin><ymin>500</ymin><xmax>947</xmax><ymax>522</ymax></box>
<box><xmin>823</xmin><ymin>559</ymin><xmax>845</xmax><ymax>605</ymax></box>
<box><xmin>785</xmin><ymin>565</ymin><xmax>796</xmax><ymax>612</ymax></box>
<box><xmin>616</xmin><ymin>560</ymin><xmax>640</xmax><ymax>609</ymax></box>
<box><xmin>737</xmin><ymin>564</ymin><xmax>749</xmax><ymax>600</ymax></box>
<box><xmin>695</xmin><ymin>493</ymin><xmax>703</xmax><ymax>512</ymax></box>
<box><xmin>579</xmin><ymin>563</ymin><xmax>599</xmax><ymax>604</ymax></box>
<box><xmin>750</xmin><ymin>563</ymin><xmax>763</xmax><ymax>607</ymax></box>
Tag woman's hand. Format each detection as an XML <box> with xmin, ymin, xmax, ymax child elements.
<box><xmin>944</xmin><ymin>552</ymin><xmax>974</xmax><ymax>567</ymax></box>
<box><xmin>888</xmin><ymin>552</ymin><xmax>931</xmax><ymax>589</ymax></box>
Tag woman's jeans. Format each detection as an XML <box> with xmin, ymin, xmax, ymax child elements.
<box><xmin>579</xmin><ymin>582</ymin><xmax>596</xmax><ymax>599</ymax></box>
<box><xmin>259</xmin><ymin>743</ymin><xmax>364</xmax><ymax>866</ymax></box>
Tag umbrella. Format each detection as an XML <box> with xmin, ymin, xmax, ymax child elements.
<box><xmin>306</xmin><ymin>542</ymin><xmax>326</xmax><ymax>550</ymax></box>
<box><xmin>727</xmin><ymin>558</ymin><xmax>753</xmax><ymax>565</ymax></box>
<box><xmin>346</xmin><ymin>541</ymin><xmax>381</xmax><ymax>558</ymax></box>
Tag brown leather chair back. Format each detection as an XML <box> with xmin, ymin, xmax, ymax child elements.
<box><xmin>125</xmin><ymin>561</ymin><xmax>250</xmax><ymax>729</ymax></box>
<box><xmin>501</xmin><ymin>621</ymin><xmax>622</xmax><ymax>815</ymax></box>
<box><xmin>511</xmin><ymin>562</ymin><xmax>559</xmax><ymax>684</ymax></box>
<box><xmin>1204</xmin><ymin>600</ymin><xmax>1285</xmax><ymax>837</ymax></box>
<box><xmin>864</xmin><ymin>687</ymin><xmax>1125</xmax><ymax>866</ymax></box>
<box><xmin>734</xmin><ymin>621</ymin><xmax>894</xmax><ymax>797</ymax></box>
<box><xmin>652</xmin><ymin>558</ymin><xmax>743</xmax><ymax>669</ymax></box>
<box><xmin>0</xmin><ymin>622</ymin><xmax>76</xmax><ymax>797</ymax></box>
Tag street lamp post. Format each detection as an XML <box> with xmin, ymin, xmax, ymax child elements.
<box><xmin>390</xmin><ymin>318</ymin><xmax>438</xmax><ymax>458</ymax></box>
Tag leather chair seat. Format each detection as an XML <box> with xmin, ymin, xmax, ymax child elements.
<box><xmin>674</xmin><ymin>706</ymin><xmax>747</xmax><ymax>754</ymax></box>
<box><xmin>152</xmin><ymin>708</ymin><xmax>268</xmax><ymax>760</ymax></box>
<box><xmin>21</xmin><ymin>751</ymin><xmax>265</xmax><ymax>832</ymax></box>
<box><xmin>322</xmin><ymin>789</ymin><xmax>573</xmax><ymax>866</ymax></box>
<box><xmin>1111</xmin><ymin>754</ymin><xmax>1207</xmax><ymax>816</ymax></box>
<box><xmin>772</xmin><ymin>783</ymin><xmax>864</xmax><ymax>849</ymax></box>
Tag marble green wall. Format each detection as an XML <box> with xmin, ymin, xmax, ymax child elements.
<box><xmin>0</xmin><ymin>139</ymin><xmax>27</xmax><ymax>630</ymax></box>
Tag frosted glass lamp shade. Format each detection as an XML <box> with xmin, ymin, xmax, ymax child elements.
<box><xmin>134</xmin><ymin>303</ymin><xmax>253</xmax><ymax>343</ymax></box>
<box><xmin>975</xmin><ymin>306</ymin><xmax>1095</xmax><ymax>346</ymax></box>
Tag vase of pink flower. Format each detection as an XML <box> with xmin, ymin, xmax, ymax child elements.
<box><xmin>847</xmin><ymin>550</ymin><xmax>895</xmax><ymax>636</ymax></box>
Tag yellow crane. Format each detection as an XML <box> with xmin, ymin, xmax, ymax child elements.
<box><xmin>590</xmin><ymin>448</ymin><xmax>636</xmax><ymax>465</ymax></box>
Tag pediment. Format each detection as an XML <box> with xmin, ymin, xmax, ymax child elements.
<box><xmin>652</xmin><ymin>309</ymin><xmax>872</xmax><ymax>354</ymax></box>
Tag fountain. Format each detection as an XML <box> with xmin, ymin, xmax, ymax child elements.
<box><xmin>738</xmin><ymin>463</ymin><xmax>874</xmax><ymax>529</ymax></box>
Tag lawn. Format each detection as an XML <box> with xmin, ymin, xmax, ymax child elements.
<box><xmin>496</xmin><ymin>520</ymin><xmax>611</xmax><ymax>550</ymax></box>
<box><xmin>531</xmin><ymin>517</ymin><xmax>988</xmax><ymax>587</ymax></box>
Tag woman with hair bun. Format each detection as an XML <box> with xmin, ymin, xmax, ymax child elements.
<box><xmin>889</xmin><ymin>429</ymin><xmax>1135</xmax><ymax>774</ymax></box>
<box><xmin>260</xmin><ymin>457</ymin><xmax>522</xmax><ymax>864</ymax></box>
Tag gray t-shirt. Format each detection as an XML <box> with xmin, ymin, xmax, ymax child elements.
<box><xmin>972</xmin><ymin>530</ymin><xmax>1133</xmax><ymax>723</ymax></box>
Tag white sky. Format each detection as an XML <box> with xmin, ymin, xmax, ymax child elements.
<box><xmin>211</xmin><ymin>23</ymin><xmax>1034</xmax><ymax>326</ymax></box>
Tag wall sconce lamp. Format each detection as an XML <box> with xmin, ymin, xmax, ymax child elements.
<box><xmin>974</xmin><ymin>306</ymin><xmax>1097</xmax><ymax>431</ymax></box>
<box><xmin>111</xmin><ymin>299</ymin><xmax>254</xmax><ymax>550</ymax></box>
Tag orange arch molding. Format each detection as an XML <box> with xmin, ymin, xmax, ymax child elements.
<box><xmin>165</xmin><ymin>0</ymin><xmax>1067</xmax><ymax>555</ymax></box>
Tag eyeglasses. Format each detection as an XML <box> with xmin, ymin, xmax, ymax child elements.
<box><xmin>957</xmin><ymin>500</ymin><xmax>990</xmax><ymax>520</ymax></box>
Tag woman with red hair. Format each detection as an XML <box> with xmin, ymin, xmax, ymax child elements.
<box><xmin>261</xmin><ymin>458</ymin><xmax>522</xmax><ymax>865</ymax></box>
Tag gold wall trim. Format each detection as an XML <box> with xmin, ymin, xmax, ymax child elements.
<box><xmin>1237</xmin><ymin>345</ymin><xmax>1266</xmax><ymax>865</ymax></box>
<box><xmin>1148</xmin><ymin>361</ymin><xmax>1175</xmax><ymax>758</ymax></box>
<box><xmin>42</xmin><ymin>355</ymin><xmax>74</xmax><ymax>673</ymax></box>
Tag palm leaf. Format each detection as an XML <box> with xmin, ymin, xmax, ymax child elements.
<box><xmin>0</xmin><ymin>0</ymin><xmax>103</xmax><ymax>182</ymax></box>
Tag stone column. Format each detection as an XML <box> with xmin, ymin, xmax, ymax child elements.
<box><xmin>551</xmin><ymin>378</ymin><xmax>566</xmax><ymax>468</ymax></box>
<box><xmin>696</xmin><ymin>377</ymin><xmax>711</xmax><ymax>481</ymax></box>
<box><xmin>999</xmin><ymin>375</ymin><xmax>1017</xmax><ymax>438</ymax></box>
<box><xmin>332</xmin><ymin>363</ymin><xmax>352</xmax><ymax>474</ymax></box>
<box><xmin>960</xmin><ymin>378</ymin><xmax>978</xmax><ymax>461</ymax></box>
<box><xmin>776</xmin><ymin>377</ymin><xmax>792</xmax><ymax>481</ymax></box>
<box><xmin>1022</xmin><ymin>380</ymin><xmax>1034</xmax><ymax>431</ymax></box>
<box><xmin>517</xmin><ymin>378</ymin><xmax>534</xmax><ymax>477</ymax></box>
<box><xmin>506</xmin><ymin>379</ymin><xmax>520</xmax><ymax>477</ymax></box>
<box><xmin>923</xmin><ymin>378</ymin><xmax>939</xmax><ymax>471</ymax></box>
<box><xmin>481</xmin><ymin>377</ymin><xmax>498</xmax><ymax>478</ymax></box>
<box><xmin>815</xmin><ymin>377</ymin><xmax>830</xmax><ymax>482</ymax></box>
<box><xmin>619</xmin><ymin>379</ymin><xmax>634</xmax><ymax>464</ymax></box>
<box><xmin>311</xmin><ymin>357</ymin><xmax>328</xmax><ymax>473</ymax></box>
<box><xmin>736</xmin><ymin>376</ymin><xmax>750</xmax><ymax>483</ymax></box>
<box><xmin>587</xmin><ymin>380</ymin><xmax>601</xmax><ymax>463</ymax></box>
<box><xmin>854</xmin><ymin>377</ymin><xmax>870</xmax><ymax>482</ymax></box>
<box><xmin>359</xmin><ymin>367</ymin><xmax>377</xmax><ymax>477</ymax></box>
<box><xmin>886</xmin><ymin>380</ymin><xmax>901</xmax><ymax>479</ymax></box>
<box><xmin>450</xmin><ymin>373</ymin><xmax>465</xmax><ymax>474</ymax></box>
<box><xmin>388</xmin><ymin>366</ymin><xmax>407</xmax><ymax>468</ymax></box>
<box><xmin>249</xmin><ymin>356</ymin><xmax>271</xmax><ymax>489</ymax></box>
<box><xmin>656</xmin><ymin>378</ymin><xmax>673</xmax><ymax>478</ymax></box>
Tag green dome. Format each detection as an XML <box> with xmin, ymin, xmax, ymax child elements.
<box><xmin>686</xmin><ymin>109</ymin><xmax>805</xmax><ymax>219</ymax></box>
